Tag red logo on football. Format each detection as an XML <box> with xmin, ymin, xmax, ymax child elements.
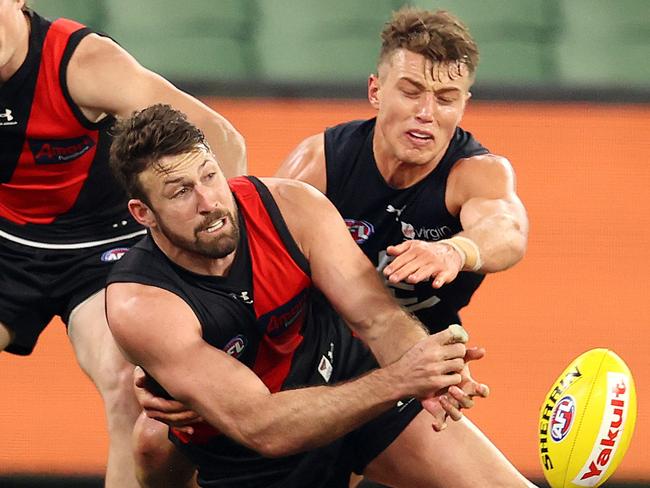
<box><xmin>550</xmin><ymin>396</ymin><xmax>576</xmax><ymax>442</ymax></box>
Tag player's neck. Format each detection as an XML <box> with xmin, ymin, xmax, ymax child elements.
<box><xmin>0</xmin><ymin>12</ymin><xmax>30</xmax><ymax>84</ymax></box>
<box><xmin>373</xmin><ymin>138</ymin><xmax>445</xmax><ymax>189</ymax></box>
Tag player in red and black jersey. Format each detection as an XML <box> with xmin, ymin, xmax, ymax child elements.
<box><xmin>0</xmin><ymin>2</ymin><xmax>244</xmax><ymax>487</ymax></box>
<box><xmin>105</xmin><ymin>104</ymin><xmax>536</xmax><ymax>488</ymax></box>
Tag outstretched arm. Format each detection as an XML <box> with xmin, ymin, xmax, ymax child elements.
<box><xmin>67</xmin><ymin>34</ymin><xmax>246</xmax><ymax>177</ymax></box>
<box><xmin>107</xmin><ymin>283</ymin><xmax>468</xmax><ymax>457</ymax></box>
<box><xmin>383</xmin><ymin>154</ymin><xmax>528</xmax><ymax>286</ymax></box>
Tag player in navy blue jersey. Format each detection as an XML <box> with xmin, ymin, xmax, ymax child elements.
<box><xmin>105</xmin><ymin>103</ymin><xmax>535</xmax><ymax>488</ymax></box>
<box><xmin>0</xmin><ymin>2</ymin><xmax>244</xmax><ymax>487</ymax></box>
<box><xmin>275</xmin><ymin>7</ymin><xmax>529</xmax><ymax>488</ymax></box>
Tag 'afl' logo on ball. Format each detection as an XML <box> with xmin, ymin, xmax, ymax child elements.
<box><xmin>100</xmin><ymin>247</ymin><xmax>129</xmax><ymax>262</ymax></box>
<box><xmin>344</xmin><ymin>219</ymin><xmax>374</xmax><ymax>244</ymax></box>
<box><xmin>550</xmin><ymin>395</ymin><xmax>576</xmax><ymax>442</ymax></box>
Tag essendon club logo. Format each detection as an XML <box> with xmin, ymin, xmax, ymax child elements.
<box><xmin>28</xmin><ymin>135</ymin><xmax>95</xmax><ymax>164</ymax></box>
<box><xmin>344</xmin><ymin>219</ymin><xmax>374</xmax><ymax>244</ymax></box>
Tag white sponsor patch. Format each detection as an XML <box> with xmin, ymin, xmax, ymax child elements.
<box><xmin>318</xmin><ymin>355</ymin><xmax>333</xmax><ymax>383</ymax></box>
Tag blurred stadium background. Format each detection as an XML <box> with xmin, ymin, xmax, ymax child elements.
<box><xmin>1</xmin><ymin>1</ymin><xmax>648</xmax><ymax>487</ymax></box>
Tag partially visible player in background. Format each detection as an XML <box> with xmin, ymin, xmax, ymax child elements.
<box><xmin>0</xmin><ymin>1</ymin><xmax>244</xmax><ymax>487</ymax></box>
<box><xmin>275</xmin><ymin>7</ymin><xmax>528</xmax><ymax>487</ymax></box>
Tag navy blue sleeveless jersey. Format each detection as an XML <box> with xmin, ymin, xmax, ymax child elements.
<box><xmin>107</xmin><ymin>177</ymin><xmax>419</xmax><ymax>487</ymax></box>
<box><xmin>0</xmin><ymin>10</ymin><xmax>141</xmax><ymax>244</ymax></box>
<box><xmin>325</xmin><ymin>118</ymin><xmax>489</xmax><ymax>332</ymax></box>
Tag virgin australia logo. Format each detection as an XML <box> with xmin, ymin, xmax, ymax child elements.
<box><xmin>386</xmin><ymin>204</ymin><xmax>453</xmax><ymax>241</ymax></box>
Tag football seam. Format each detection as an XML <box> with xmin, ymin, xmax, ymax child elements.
<box><xmin>561</xmin><ymin>348</ymin><xmax>609</xmax><ymax>488</ymax></box>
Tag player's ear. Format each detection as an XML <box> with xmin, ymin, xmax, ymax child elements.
<box><xmin>128</xmin><ymin>199</ymin><xmax>156</xmax><ymax>227</ymax></box>
<box><xmin>368</xmin><ymin>74</ymin><xmax>381</xmax><ymax>109</ymax></box>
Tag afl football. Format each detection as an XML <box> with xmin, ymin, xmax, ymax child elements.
<box><xmin>539</xmin><ymin>348</ymin><xmax>636</xmax><ymax>487</ymax></box>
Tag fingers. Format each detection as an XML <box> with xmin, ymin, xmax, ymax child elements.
<box><xmin>383</xmin><ymin>241</ymin><xmax>463</xmax><ymax>286</ymax></box>
<box><xmin>431</xmin><ymin>323</ymin><xmax>469</xmax><ymax>345</ymax></box>
<box><xmin>464</xmin><ymin>346</ymin><xmax>486</xmax><ymax>362</ymax></box>
<box><xmin>141</xmin><ymin>395</ymin><xmax>191</xmax><ymax>413</ymax></box>
<box><xmin>383</xmin><ymin>252</ymin><xmax>418</xmax><ymax>283</ymax></box>
<box><xmin>133</xmin><ymin>365</ymin><xmax>146</xmax><ymax>387</ymax></box>
<box><xmin>421</xmin><ymin>397</ymin><xmax>448</xmax><ymax>431</ymax></box>
<box><xmin>386</xmin><ymin>241</ymin><xmax>411</xmax><ymax>256</ymax></box>
<box><xmin>462</xmin><ymin>380</ymin><xmax>490</xmax><ymax>399</ymax></box>
<box><xmin>145</xmin><ymin>407</ymin><xmax>203</xmax><ymax>428</ymax></box>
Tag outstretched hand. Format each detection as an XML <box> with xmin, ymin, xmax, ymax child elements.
<box><xmin>421</xmin><ymin>345</ymin><xmax>489</xmax><ymax>431</ymax></box>
<box><xmin>383</xmin><ymin>240</ymin><xmax>464</xmax><ymax>288</ymax></box>
<box><xmin>133</xmin><ymin>366</ymin><xmax>203</xmax><ymax>434</ymax></box>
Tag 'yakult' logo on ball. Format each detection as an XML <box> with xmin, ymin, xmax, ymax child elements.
<box><xmin>574</xmin><ymin>372</ymin><xmax>630</xmax><ymax>486</ymax></box>
<box><xmin>550</xmin><ymin>396</ymin><xmax>576</xmax><ymax>442</ymax></box>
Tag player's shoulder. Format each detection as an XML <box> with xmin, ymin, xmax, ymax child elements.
<box><xmin>260</xmin><ymin>177</ymin><xmax>325</xmax><ymax>203</ymax></box>
<box><xmin>68</xmin><ymin>32</ymin><xmax>135</xmax><ymax>77</ymax></box>
<box><xmin>453</xmin><ymin>152</ymin><xmax>515</xmax><ymax>179</ymax></box>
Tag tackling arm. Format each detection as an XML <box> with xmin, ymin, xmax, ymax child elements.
<box><xmin>106</xmin><ymin>283</ymin><xmax>466</xmax><ymax>457</ymax></box>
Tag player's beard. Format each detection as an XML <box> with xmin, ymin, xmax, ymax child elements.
<box><xmin>157</xmin><ymin>208</ymin><xmax>240</xmax><ymax>259</ymax></box>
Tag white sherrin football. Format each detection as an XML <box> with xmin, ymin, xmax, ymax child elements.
<box><xmin>539</xmin><ymin>348</ymin><xmax>637</xmax><ymax>488</ymax></box>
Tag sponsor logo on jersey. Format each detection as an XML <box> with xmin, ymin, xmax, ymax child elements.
<box><xmin>550</xmin><ymin>395</ymin><xmax>576</xmax><ymax>442</ymax></box>
<box><xmin>28</xmin><ymin>135</ymin><xmax>95</xmax><ymax>164</ymax></box>
<box><xmin>574</xmin><ymin>373</ymin><xmax>630</xmax><ymax>485</ymax></box>
<box><xmin>230</xmin><ymin>290</ymin><xmax>253</xmax><ymax>305</ymax></box>
<box><xmin>318</xmin><ymin>355</ymin><xmax>333</xmax><ymax>383</ymax></box>
<box><xmin>344</xmin><ymin>218</ymin><xmax>374</xmax><ymax>244</ymax></box>
<box><xmin>100</xmin><ymin>247</ymin><xmax>129</xmax><ymax>262</ymax></box>
<box><xmin>224</xmin><ymin>334</ymin><xmax>247</xmax><ymax>358</ymax></box>
<box><xmin>386</xmin><ymin>204</ymin><xmax>453</xmax><ymax>241</ymax></box>
<box><xmin>260</xmin><ymin>290</ymin><xmax>308</xmax><ymax>338</ymax></box>
<box><xmin>0</xmin><ymin>108</ymin><xmax>17</xmax><ymax>126</ymax></box>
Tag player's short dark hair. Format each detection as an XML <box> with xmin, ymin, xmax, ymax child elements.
<box><xmin>379</xmin><ymin>7</ymin><xmax>479</xmax><ymax>78</ymax></box>
<box><xmin>110</xmin><ymin>104</ymin><xmax>208</xmax><ymax>204</ymax></box>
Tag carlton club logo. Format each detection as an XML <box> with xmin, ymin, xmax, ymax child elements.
<box><xmin>550</xmin><ymin>396</ymin><xmax>576</xmax><ymax>442</ymax></box>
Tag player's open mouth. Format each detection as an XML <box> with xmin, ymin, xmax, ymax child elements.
<box><xmin>205</xmin><ymin>217</ymin><xmax>226</xmax><ymax>233</ymax></box>
<box><xmin>406</xmin><ymin>130</ymin><xmax>433</xmax><ymax>144</ymax></box>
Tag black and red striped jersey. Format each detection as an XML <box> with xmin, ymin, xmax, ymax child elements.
<box><xmin>0</xmin><ymin>10</ymin><xmax>142</xmax><ymax>245</ymax></box>
<box><xmin>108</xmin><ymin>177</ymin><xmax>325</xmax><ymax>442</ymax></box>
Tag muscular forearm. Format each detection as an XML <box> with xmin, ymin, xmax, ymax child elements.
<box><xmin>351</xmin><ymin>306</ymin><xmax>429</xmax><ymax>367</ymax></box>
<box><xmin>458</xmin><ymin>212</ymin><xmax>527</xmax><ymax>273</ymax></box>
<box><xmin>188</xmin><ymin>367</ymin><xmax>403</xmax><ymax>457</ymax></box>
